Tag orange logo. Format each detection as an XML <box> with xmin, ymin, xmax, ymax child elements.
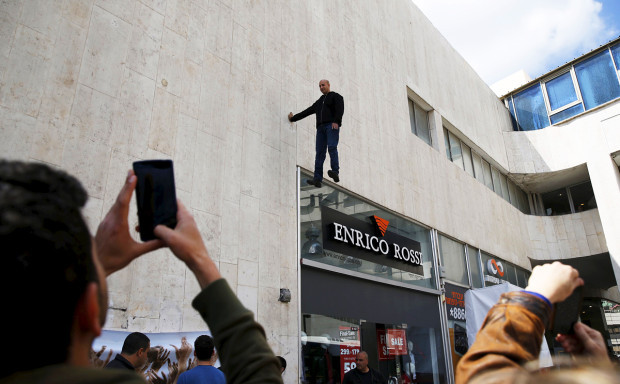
<box><xmin>487</xmin><ymin>259</ymin><xmax>505</xmax><ymax>277</ymax></box>
<box><xmin>371</xmin><ymin>215</ymin><xmax>389</xmax><ymax>237</ymax></box>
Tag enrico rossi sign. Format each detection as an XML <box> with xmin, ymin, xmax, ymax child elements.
<box><xmin>321</xmin><ymin>206</ymin><xmax>423</xmax><ymax>273</ymax></box>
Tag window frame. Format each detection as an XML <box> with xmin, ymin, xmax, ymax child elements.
<box><xmin>408</xmin><ymin>98</ymin><xmax>432</xmax><ymax>145</ymax></box>
<box><xmin>541</xmin><ymin>68</ymin><xmax>584</xmax><ymax>116</ymax></box>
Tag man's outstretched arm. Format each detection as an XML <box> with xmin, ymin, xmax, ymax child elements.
<box><xmin>288</xmin><ymin>102</ymin><xmax>316</xmax><ymax>122</ymax></box>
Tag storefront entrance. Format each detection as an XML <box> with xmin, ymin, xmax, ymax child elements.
<box><xmin>301</xmin><ymin>267</ymin><xmax>447</xmax><ymax>384</ymax></box>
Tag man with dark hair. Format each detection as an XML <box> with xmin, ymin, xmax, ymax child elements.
<box><xmin>288</xmin><ymin>79</ymin><xmax>345</xmax><ymax>188</ymax></box>
<box><xmin>105</xmin><ymin>332</ymin><xmax>151</xmax><ymax>371</ymax></box>
<box><xmin>177</xmin><ymin>335</ymin><xmax>225</xmax><ymax>384</ymax></box>
<box><xmin>0</xmin><ymin>160</ymin><xmax>283</xmax><ymax>384</ymax></box>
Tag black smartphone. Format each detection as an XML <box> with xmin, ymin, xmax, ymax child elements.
<box><xmin>551</xmin><ymin>285</ymin><xmax>584</xmax><ymax>335</ymax></box>
<box><xmin>133</xmin><ymin>160</ymin><xmax>178</xmax><ymax>241</ymax></box>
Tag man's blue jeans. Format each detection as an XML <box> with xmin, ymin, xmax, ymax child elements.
<box><xmin>314</xmin><ymin>123</ymin><xmax>339</xmax><ymax>182</ymax></box>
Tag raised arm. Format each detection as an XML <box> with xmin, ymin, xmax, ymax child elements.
<box><xmin>456</xmin><ymin>262</ymin><xmax>584</xmax><ymax>384</ymax></box>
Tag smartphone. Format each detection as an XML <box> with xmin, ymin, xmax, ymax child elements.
<box><xmin>133</xmin><ymin>160</ymin><xmax>178</xmax><ymax>241</ymax></box>
<box><xmin>550</xmin><ymin>285</ymin><xmax>583</xmax><ymax>335</ymax></box>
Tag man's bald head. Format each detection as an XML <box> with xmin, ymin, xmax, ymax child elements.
<box><xmin>319</xmin><ymin>79</ymin><xmax>331</xmax><ymax>94</ymax></box>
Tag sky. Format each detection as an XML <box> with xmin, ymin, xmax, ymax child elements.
<box><xmin>411</xmin><ymin>0</ymin><xmax>620</xmax><ymax>86</ymax></box>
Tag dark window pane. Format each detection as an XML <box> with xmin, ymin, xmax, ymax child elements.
<box><xmin>438</xmin><ymin>235</ymin><xmax>468</xmax><ymax>285</ymax></box>
<box><xmin>408</xmin><ymin>99</ymin><xmax>416</xmax><ymax>134</ymax></box>
<box><xmin>472</xmin><ymin>152</ymin><xmax>484</xmax><ymax>184</ymax></box>
<box><xmin>550</xmin><ymin>103</ymin><xmax>584</xmax><ymax>124</ymax></box>
<box><xmin>491</xmin><ymin>166</ymin><xmax>501</xmax><ymax>194</ymax></box>
<box><xmin>546</xmin><ymin>72</ymin><xmax>578</xmax><ymax>110</ymax></box>
<box><xmin>448</xmin><ymin>132</ymin><xmax>464</xmax><ymax>170</ymax></box>
<box><xmin>513</xmin><ymin>84</ymin><xmax>550</xmax><ymax>131</ymax></box>
<box><xmin>467</xmin><ymin>247</ymin><xmax>483</xmax><ymax>288</ymax></box>
<box><xmin>444</xmin><ymin>127</ymin><xmax>451</xmax><ymax>160</ymax></box>
<box><xmin>415</xmin><ymin>102</ymin><xmax>431</xmax><ymax>145</ymax></box>
<box><xmin>570</xmin><ymin>182</ymin><xmax>597</xmax><ymax>212</ymax></box>
<box><xmin>575</xmin><ymin>50</ymin><xmax>620</xmax><ymax>110</ymax></box>
<box><xmin>541</xmin><ymin>187</ymin><xmax>571</xmax><ymax>215</ymax></box>
<box><xmin>482</xmin><ymin>160</ymin><xmax>493</xmax><ymax>190</ymax></box>
<box><xmin>462</xmin><ymin>142</ymin><xmax>474</xmax><ymax>177</ymax></box>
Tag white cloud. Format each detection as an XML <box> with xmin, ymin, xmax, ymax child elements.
<box><xmin>411</xmin><ymin>0</ymin><xmax>618</xmax><ymax>84</ymax></box>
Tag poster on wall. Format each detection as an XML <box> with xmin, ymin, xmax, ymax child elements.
<box><xmin>377</xmin><ymin>329</ymin><xmax>408</xmax><ymax>360</ymax></box>
<box><xmin>91</xmin><ymin>330</ymin><xmax>218</xmax><ymax>383</ymax></box>
<box><xmin>339</xmin><ymin>326</ymin><xmax>360</xmax><ymax>379</ymax></box>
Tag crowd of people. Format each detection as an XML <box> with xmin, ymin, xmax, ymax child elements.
<box><xmin>1</xmin><ymin>156</ymin><xmax>617</xmax><ymax>384</ymax></box>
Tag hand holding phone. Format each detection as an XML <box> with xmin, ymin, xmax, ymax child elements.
<box><xmin>133</xmin><ymin>160</ymin><xmax>178</xmax><ymax>241</ymax></box>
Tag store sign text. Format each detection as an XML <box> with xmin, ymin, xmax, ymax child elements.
<box><xmin>331</xmin><ymin>222</ymin><xmax>423</xmax><ymax>266</ymax></box>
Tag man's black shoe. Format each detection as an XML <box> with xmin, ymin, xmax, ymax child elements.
<box><xmin>328</xmin><ymin>170</ymin><xmax>340</xmax><ymax>182</ymax></box>
<box><xmin>306</xmin><ymin>179</ymin><xmax>322</xmax><ymax>188</ymax></box>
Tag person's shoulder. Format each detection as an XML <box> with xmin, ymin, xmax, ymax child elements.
<box><xmin>0</xmin><ymin>365</ymin><xmax>144</xmax><ymax>384</ymax></box>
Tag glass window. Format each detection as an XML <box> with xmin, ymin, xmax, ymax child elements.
<box><xmin>541</xmin><ymin>187</ymin><xmax>571</xmax><ymax>215</ymax></box>
<box><xmin>461</xmin><ymin>142</ymin><xmax>475</xmax><ymax>177</ymax></box>
<box><xmin>516</xmin><ymin>268</ymin><xmax>530</xmax><ymax>288</ymax></box>
<box><xmin>482</xmin><ymin>160</ymin><xmax>493</xmax><ymax>190</ymax></box>
<box><xmin>409</xmin><ymin>99</ymin><xmax>431</xmax><ymax>145</ymax></box>
<box><xmin>550</xmin><ymin>103</ymin><xmax>584</xmax><ymax>124</ymax></box>
<box><xmin>467</xmin><ymin>246</ymin><xmax>483</xmax><ymax>288</ymax></box>
<box><xmin>438</xmin><ymin>235</ymin><xmax>468</xmax><ymax>285</ymax></box>
<box><xmin>448</xmin><ymin>132</ymin><xmax>464</xmax><ymax>170</ymax></box>
<box><xmin>499</xmin><ymin>173</ymin><xmax>510</xmax><ymax>202</ymax></box>
<box><xmin>299</xmin><ymin>170</ymin><xmax>436</xmax><ymax>290</ymax></box>
<box><xmin>546</xmin><ymin>71</ymin><xmax>578</xmax><ymax>111</ymax></box>
<box><xmin>513</xmin><ymin>83</ymin><xmax>550</xmax><ymax>131</ymax></box>
<box><xmin>503</xmin><ymin>263</ymin><xmax>518</xmax><ymax>286</ymax></box>
<box><xmin>570</xmin><ymin>181</ymin><xmax>597</xmax><ymax>212</ymax></box>
<box><xmin>517</xmin><ymin>188</ymin><xmax>530</xmax><ymax>214</ymax></box>
<box><xmin>507</xmin><ymin>97</ymin><xmax>519</xmax><ymax>131</ymax></box>
<box><xmin>508</xmin><ymin>180</ymin><xmax>518</xmax><ymax>206</ymax></box>
<box><xmin>575</xmin><ymin>50</ymin><xmax>620</xmax><ymax>110</ymax></box>
<box><xmin>491</xmin><ymin>166</ymin><xmax>501</xmax><ymax>194</ymax></box>
<box><xmin>611</xmin><ymin>43</ymin><xmax>620</xmax><ymax>71</ymax></box>
<box><xmin>444</xmin><ymin>127</ymin><xmax>451</xmax><ymax>160</ymax></box>
<box><xmin>472</xmin><ymin>152</ymin><xmax>484</xmax><ymax>184</ymax></box>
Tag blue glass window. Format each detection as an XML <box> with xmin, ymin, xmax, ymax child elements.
<box><xmin>549</xmin><ymin>103</ymin><xmax>584</xmax><ymax>124</ymax></box>
<box><xmin>513</xmin><ymin>84</ymin><xmax>549</xmax><ymax>131</ymax></box>
<box><xmin>546</xmin><ymin>72</ymin><xmax>578</xmax><ymax>110</ymax></box>
<box><xmin>575</xmin><ymin>50</ymin><xmax>620</xmax><ymax>110</ymax></box>
<box><xmin>611</xmin><ymin>43</ymin><xmax>620</xmax><ymax>70</ymax></box>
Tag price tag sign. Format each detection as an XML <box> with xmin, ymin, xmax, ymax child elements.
<box><xmin>445</xmin><ymin>283</ymin><xmax>468</xmax><ymax>322</ymax></box>
<box><xmin>339</xmin><ymin>326</ymin><xmax>360</xmax><ymax>379</ymax></box>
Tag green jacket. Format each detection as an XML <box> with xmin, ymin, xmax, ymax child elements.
<box><xmin>1</xmin><ymin>279</ymin><xmax>283</xmax><ymax>384</ymax></box>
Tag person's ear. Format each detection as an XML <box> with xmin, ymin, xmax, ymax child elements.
<box><xmin>76</xmin><ymin>282</ymin><xmax>103</xmax><ymax>337</ymax></box>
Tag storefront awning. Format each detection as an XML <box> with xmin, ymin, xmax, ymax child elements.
<box><xmin>529</xmin><ymin>252</ymin><xmax>617</xmax><ymax>290</ymax></box>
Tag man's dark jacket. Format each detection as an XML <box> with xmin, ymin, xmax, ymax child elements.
<box><xmin>342</xmin><ymin>367</ymin><xmax>386</xmax><ymax>384</ymax></box>
<box><xmin>291</xmin><ymin>92</ymin><xmax>344</xmax><ymax>127</ymax></box>
<box><xmin>104</xmin><ymin>354</ymin><xmax>135</xmax><ymax>371</ymax></box>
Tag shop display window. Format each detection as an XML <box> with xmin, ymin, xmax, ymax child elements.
<box><xmin>300</xmin><ymin>170</ymin><xmax>436</xmax><ymax>290</ymax></box>
<box><xmin>301</xmin><ymin>313</ymin><xmax>445</xmax><ymax>384</ymax></box>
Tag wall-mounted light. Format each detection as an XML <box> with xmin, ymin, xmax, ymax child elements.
<box><xmin>279</xmin><ymin>288</ymin><xmax>291</xmax><ymax>303</ymax></box>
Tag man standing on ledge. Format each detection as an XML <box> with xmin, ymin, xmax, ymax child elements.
<box><xmin>289</xmin><ymin>79</ymin><xmax>344</xmax><ymax>188</ymax></box>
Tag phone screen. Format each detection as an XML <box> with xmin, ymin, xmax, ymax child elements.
<box><xmin>551</xmin><ymin>285</ymin><xmax>583</xmax><ymax>335</ymax></box>
<box><xmin>133</xmin><ymin>160</ymin><xmax>178</xmax><ymax>241</ymax></box>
